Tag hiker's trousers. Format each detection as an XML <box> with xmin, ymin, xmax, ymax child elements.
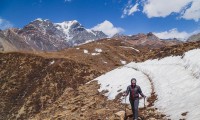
<box><xmin>129</xmin><ymin>98</ymin><xmax>139</xmax><ymax>119</ymax></box>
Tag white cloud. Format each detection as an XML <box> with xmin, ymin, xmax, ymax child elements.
<box><xmin>129</xmin><ymin>3</ymin><xmax>140</xmax><ymax>14</ymax></box>
<box><xmin>0</xmin><ymin>18</ymin><xmax>13</xmax><ymax>30</ymax></box>
<box><xmin>121</xmin><ymin>0</ymin><xmax>140</xmax><ymax>18</ymax></box>
<box><xmin>122</xmin><ymin>0</ymin><xmax>200</xmax><ymax>21</ymax></box>
<box><xmin>154</xmin><ymin>28</ymin><xmax>191</xmax><ymax>40</ymax></box>
<box><xmin>181</xmin><ymin>0</ymin><xmax>200</xmax><ymax>22</ymax></box>
<box><xmin>142</xmin><ymin>0</ymin><xmax>191</xmax><ymax>18</ymax></box>
<box><xmin>91</xmin><ymin>20</ymin><xmax>124</xmax><ymax>37</ymax></box>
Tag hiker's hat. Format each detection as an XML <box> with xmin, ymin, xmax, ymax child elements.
<box><xmin>131</xmin><ymin>78</ymin><xmax>136</xmax><ymax>81</ymax></box>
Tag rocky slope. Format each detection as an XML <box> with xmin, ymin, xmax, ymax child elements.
<box><xmin>187</xmin><ymin>33</ymin><xmax>200</xmax><ymax>42</ymax></box>
<box><xmin>0</xmin><ymin>39</ymin><xmax>146</xmax><ymax>120</ymax></box>
<box><xmin>34</xmin><ymin>38</ymin><xmax>147</xmax><ymax>73</ymax></box>
<box><xmin>1</xmin><ymin>18</ymin><xmax>107</xmax><ymax>51</ymax></box>
<box><xmin>1</xmin><ymin>38</ymin><xmax>200</xmax><ymax>120</ymax></box>
<box><xmin>0</xmin><ymin>52</ymin><xmax>101</xmax><ymax>120</ymax></box>
<box><xmin>29</xmin><ymin>39</ymin><xmax>200</xmax><ymax>120</ymax></box>
<box><xmin>0</xmin><ymin>30</ymin><xmax>17</xmax><ymax>51</ymax></box>
<box><xmin>113</xmin><ymin>32</ymin><xmax>183</xmax><ymax>49</ymax></box>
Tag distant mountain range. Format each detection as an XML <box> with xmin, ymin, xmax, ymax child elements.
<box><xmin>0</xmin><ymin>18</ymin><xmax>200</xmax><ymax>52</ymax></box>
<box><xmin>112</xmin><ymin>32</ymin><xmax>184</xmax><ymax>48</ymax></box>
<box><xmin>0</xmin><ymin>18</ymin><xmax>107</xmax><ymax>51</ymax></box>
<box><xmin>187</xmin><ymin>33</ymin><xmax>200</xmax><ymax>42</ymax></box>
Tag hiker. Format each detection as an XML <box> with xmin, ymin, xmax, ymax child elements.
<box><xmin>123</xmin><ymin>78</ymin><xmax>146</xmax><ymax>120</ymax></box>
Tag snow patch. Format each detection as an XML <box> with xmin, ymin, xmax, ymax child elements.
<box><xmin>91</xmin><ymin>53</ymin><xmax>100</xmax><ymax>56</ymax></box>
<box><xmin>55</xmin><ymin>20</ymin><xmax>78</xmax><ymax>40</ymax></box>
<box><xmin>95</xmin><ymin>48</ymin><xmax>200</xmax><ymax>120</ymax></box>
<box><xmin>50</xmin><ymin>60</ymin><xmax>55</xmax><ymax>65</ymax></box>
<box><xmin>94</xmin><ymin>67</ymin><xmax>151</xmax><ymax>107</ymax></box>
<box><xmin>120</xmin><ymin>46</ymin><xmax>140</xmax><ymax>52</ymax></box>
<box><xmin>120</xmin><ymin>60</ymin><xmax>127</xmax><ymax>65</ymax></box>
<box><xmin>75</xmin><ymin>39</ymin><xmax>95</xmax><ymax>46</ymax></box>
<box><xmin>35</xmin><ymin>18</ymin><xmax>43</xmax><ymax>21</ymax></box>
<box><xmin>83</xmin><ymin>49</ymin><xmax>89</xmax><ymax>54</ymax></box>
<box><xmin>95</xmin><ymin>48</ymin><xmax>102</xmax><ymax>53</ymax></box>
<box><xmin>182</xmin><ymin>49</ymin><xmax>200</xmax><ymax>79</ymax></box>
<box><xmin>86</xmin><ymin>29</ymin><xmax>96</xmax><ymax>36</ymax></box>
<box><xmin>103</xmin><ymin>61</ymin><xmax>108</xmax><ymax>64</ymax></box>
<box><xmin>125</xmin><ymin>50</ymin><xmax>200</xmax><ymax>120</ymax></box>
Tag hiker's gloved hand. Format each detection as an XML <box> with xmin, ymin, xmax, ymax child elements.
<box><xmin>123</xmin><ymin>93</ymin><xmax>127</xmax><ymax>96</ymax></box>
<box><xmin>143</xmin><ymin>95</ymin><xmax>146</xmax><ymax>98</ymax></box>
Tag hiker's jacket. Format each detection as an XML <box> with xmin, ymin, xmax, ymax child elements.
<box><xmin>126</xmin><ymin>85</ymin><xmax>145</xmax><ymax>100</ymax></box>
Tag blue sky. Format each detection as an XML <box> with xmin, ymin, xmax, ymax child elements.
<box><xmin>0</xmin><ymin>0</ymin><xmax>200</xmax><ymax>39</ymax></box>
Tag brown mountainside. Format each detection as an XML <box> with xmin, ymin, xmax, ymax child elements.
<box><xmin>0</xmin><ymin>52</ymin><xmax>100</xmax><ymax>119</ymax></box>
<box><xmin>1</xmin><ymin>39</ymin><xmax>200</xmax><ymax>119</ymax></box>
<box><xmin>113</xmin><ymin>33</ymin><xmax>183</xmax><ymax>49</ymax></box>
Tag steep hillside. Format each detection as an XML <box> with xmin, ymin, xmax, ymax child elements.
<box><xmin>60</xmin><ymin>39</ymin><xmax>144</xmax><ymax>72</ymax></box>
<box><xmin>142</xmin><ymin>40</ymin><xmax>200</xmax><ymax>60</ymax></box>
<box><xmin>0</xmin><ymin>52</ymin><xmax>100</xmax><ymax>119</ymax></box>
<box><xmin>30</xmin><ymin>38</ymin><xmax>145</xmax><ymax>72</ymax></box>
<box><xmin>1</xmin><ymin>39</ymin><xmax>200</xmax><ymax>120</ymax></box>
<box><xmin>1</xmin><ymin>29</ymin><xmax>31</xmax><ymax>51</ymax></box>
<box><xmin>30</xmin><ymin>39</ymin><xmax>200</xmax><ymax>119</ymax></box>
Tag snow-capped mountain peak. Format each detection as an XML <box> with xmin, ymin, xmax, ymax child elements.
<box><xmin>86</xmin><ymin>29</ymin><xmax>97</xmax><ymax>36</ymax></box>
<box><xmin>35</xmin><ymin>18</ymin><xmax>43</xmax><ymax>21</ymax></box>
<box><xmin>54</xmin><ymin>20</ymin><xmax>83</xmax><ymax>39</ymax></box>
<box><xmin>1</xmin><ymin>19</ymin><xmax>107</xmax><ymax>51</ymax></box>
<box><xmin>33</xmin><ymin>18</ymin><xmax>50</xmax><ymax>23</ymax></box>
<box><xmin>55</xmin><ymin>20</ymin><xmax>81</xmax><ymax>30</ymax></box>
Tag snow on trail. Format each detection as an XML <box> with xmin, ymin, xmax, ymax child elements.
<box><xmin>94</xmin><ymin>66</ymin><xmax>151</xmax><ymax>107</ymax></box>
<box><xmin>94</xmin><ymin>49</ymin><xmax>200</xmax><ymax>120</ymax></box>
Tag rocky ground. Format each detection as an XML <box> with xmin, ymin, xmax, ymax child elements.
<box><xmin>32</xmin><ymin>80</ymin><xmax>167</xmax><ymax>120</ymax></box>
<box><xmin>1</xmin><ymin>39</ymin><xmax>200</xmax><ymax>120</ymax></box>
<box><xmin>0</xmin><ymin>52</ymin><xmax>100</xmax><ymax>120</ymax></box>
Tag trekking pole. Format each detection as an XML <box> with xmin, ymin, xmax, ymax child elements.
<box><xmin>143</xmin><ymin>97</ymin><xmax>146</xmax><ymax>119</ymax></box>
<box><xmin>124</xmin><ymin>96</ymin><xmax>127</xmax><ymax>120</ymax></box>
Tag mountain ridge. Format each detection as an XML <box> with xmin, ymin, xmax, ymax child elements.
<box><xmin>112</xmin><ymin>32</ymin><xmax>184</xmax><ymax>49</ymax></box>
<box><xmin>0</xmin><ymin>18</ymin><xmax>107</xmax><ymax>51</ymax></box>
<box><xmin>1</xmin><ymin>38</ymin><xmax>200</xmax><ymax>119</ymax></box>
<box><xmin>187</xmin><ymin>33</ymin><xmax>200</xmax><ymax>42</ymax></box>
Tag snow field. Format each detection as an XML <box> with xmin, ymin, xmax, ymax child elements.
<box><xmin>95</xmin><ymin>49</ymin><xmax>200</xmax><ymax>120</ymax></box>
<box><xmin>94</xmin><ymin>66</ymin><xmax>151</xmax><ymax>107</ymax></box>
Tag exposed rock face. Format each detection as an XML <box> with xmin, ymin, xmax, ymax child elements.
<box><xmin>2</xmin><ymin>19</ymin><xmax>107</xmax><ymax>51</ymax></box>
<box><xmin>3</xmin><ymin>29</ymin><xmax>33</xmax><ymax>51</ymax></box>
<box><xmin>112</xmin><ymin>33</ymin><xmax>128</xmax><ymax>40</ymax></box>
<box><xmin>187</xmin><ymin>33</ymin><xmax>200</xmax><ymax>42</ymax></box>
<box><xmin>112</xmin><ymin>33</ymin><xmax>160</xmax><ymax>41</ymax></box>
<box><xmin>55</xmin><ymin>20</ymin><xmax>107</xmax><ymax>46</ymax></box>
<box><xmin>17</xmin><ymin>19</ymin><xmax>69</xmax><ymax>51</ymax></box>
<box><xmin>0</xmin><ymin>30</ymin><xmax>17</xmax><ymax>52</ymax></box>
<box><xmin>0</xmin><ymin>31</ymin><xmax>4</xmax><ymax>51</ymax></box>
<box><xmin>112</xmin><ymin>32</ymin><xmax>183</xmax><ymax>49</ymax></box>
<box><xmin>0</xmin><ymin>42</ymin><xmax>3</xmax><ymax>51</ymax></box>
